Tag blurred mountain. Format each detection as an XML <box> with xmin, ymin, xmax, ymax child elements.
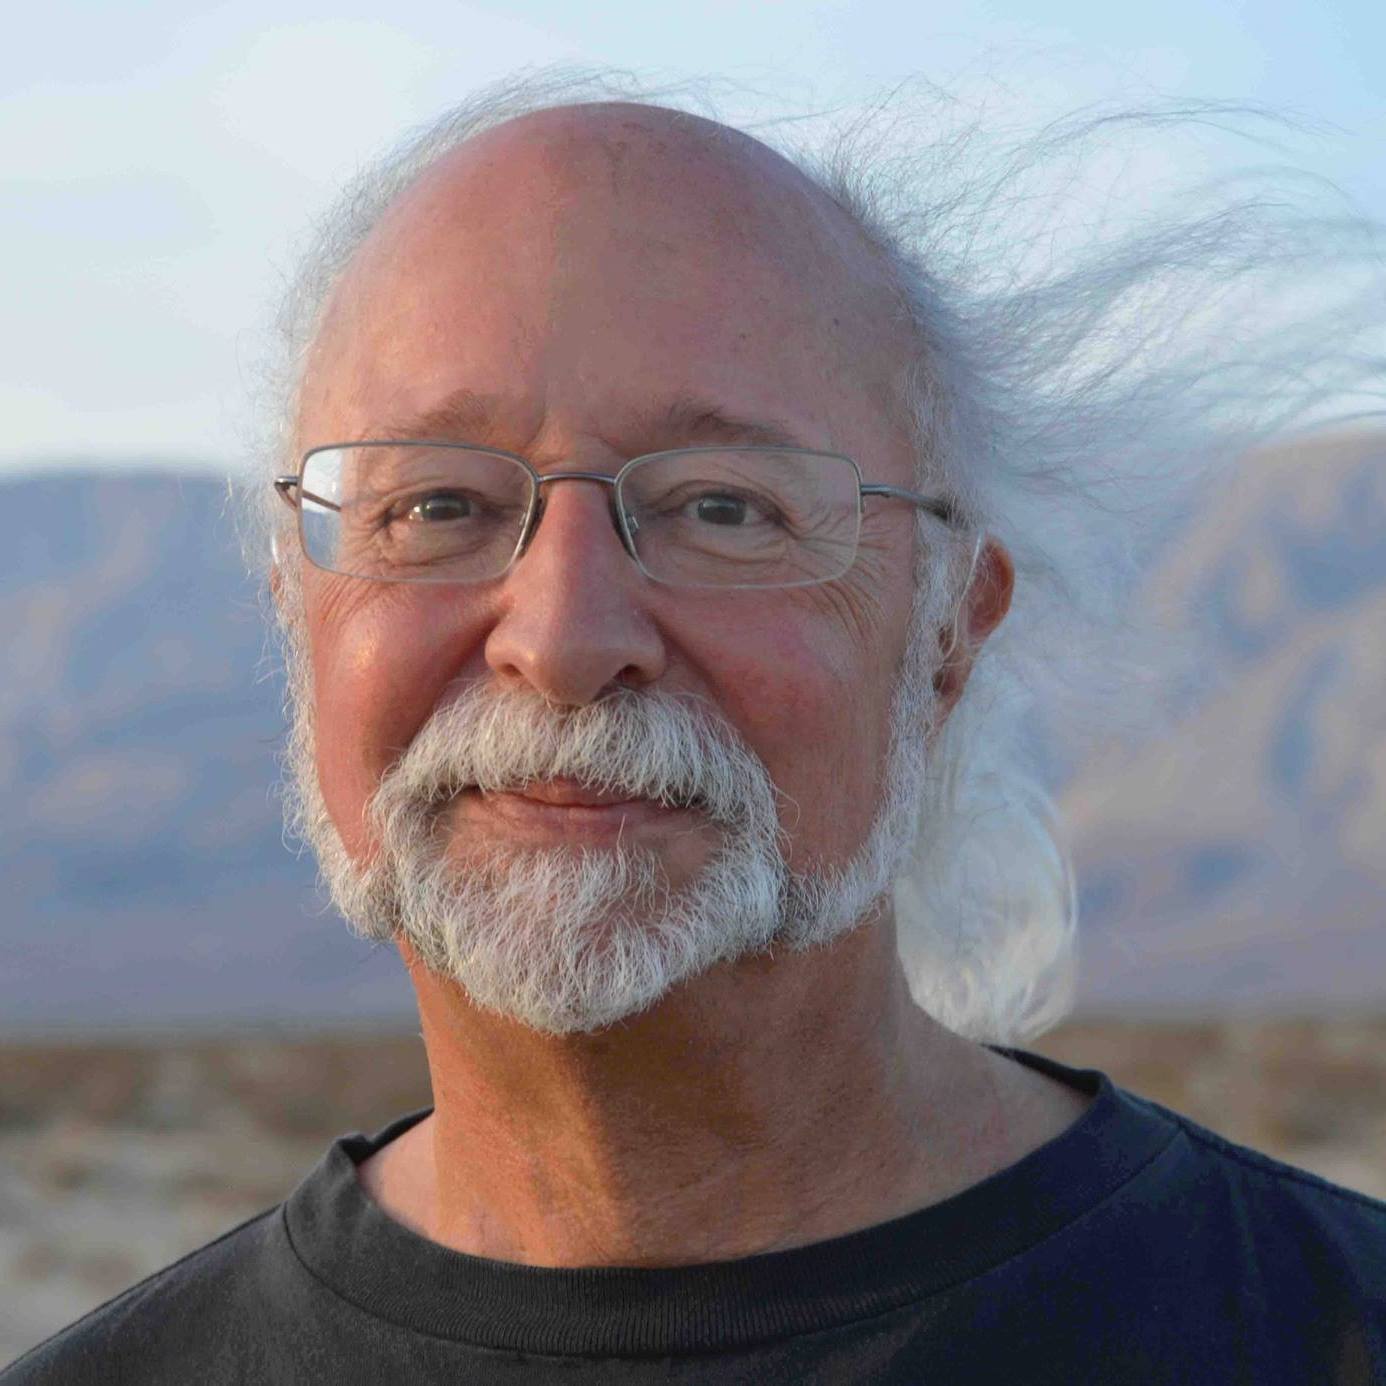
<box><xmin>1061</xmin><ymin>430</ymin><xmax>1386</xmax><ymax>1010</ymax></box>
<box><xmin>0</xmin><ymin>471</ymin><xmax>412</xmax><ymax>1035</ymax></box>
<box><xmin>0</xmin><ymin>436</ymin><xmax>1382</xmax><ymax>1034</ymax></box>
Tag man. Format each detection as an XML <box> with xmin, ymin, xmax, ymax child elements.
<box><xmin>7</xmin><ymin>81</ymin><xmax>1382</xmax><ymax>1383</ymax></box>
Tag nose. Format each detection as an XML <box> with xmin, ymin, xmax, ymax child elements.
<box><xmin>483</xmin><ymin>477</ymin><xmax>667</xmax><ymax>705</ymax></box>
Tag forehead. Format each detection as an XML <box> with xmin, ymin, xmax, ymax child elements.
<box><xmin>298</xmin><ymin>105</ymin><xmax>913</xmax><ymax>464</ymax></box>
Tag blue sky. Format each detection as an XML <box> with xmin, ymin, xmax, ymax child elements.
<box><xmin>5</xmin><ymin>0</ymin><xmax>1383</xmax><ymax>474</ymax></box>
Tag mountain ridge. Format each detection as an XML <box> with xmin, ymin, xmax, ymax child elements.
<box><xmin>2</xmin><ymin>436</ymin><xmax>1382</xmax><ymax>1032</ymax></box>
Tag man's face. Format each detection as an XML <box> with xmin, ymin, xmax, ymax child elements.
<box><xmin>289</xmin><ymin>107</ymin><xmax>937</xmax><ymax>1027</ymax></box>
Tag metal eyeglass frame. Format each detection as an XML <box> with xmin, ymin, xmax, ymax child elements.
<box><xmin>274</xmin><ymin>441</ymin><xmax>968</xmax><ymax>587</ymax></box>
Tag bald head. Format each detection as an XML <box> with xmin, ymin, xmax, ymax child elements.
<box><xmin>397</xmin><ymin>102</ymin><xmax>897</xmax><ymax>307</ymax></box>
<box><xmin>295</xmin><ymin>102</ymin><xmax>918</xmax><ymax>472</ymax></box>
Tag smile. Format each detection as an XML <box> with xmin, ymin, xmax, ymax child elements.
<box><xmin>447</xmin><ymin>781</ymin><xmax>705</xmax><ymax>843</ymax></box>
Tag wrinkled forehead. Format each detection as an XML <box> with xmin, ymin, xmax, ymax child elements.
<box><xmin>299</xmin><ymin>104</ymin><xmax>914</xmax><ymax>452</ymax></box>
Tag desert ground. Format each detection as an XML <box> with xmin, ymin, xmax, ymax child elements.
<box><xmin>2</xmin><ymin>1017</ymin><xmax>1384</xmax><ymax>1366</ymax></box>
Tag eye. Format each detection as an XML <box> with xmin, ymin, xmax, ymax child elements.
<box><xmin>404</xmin><ymin>491</ymin><xmax>472</xmax><ymax>522</ymax></box>
<box><xmin>682</xmin><ymin>489</ymin><xmax>786</xmax><ymax>528</ymax></box>
<box><xmin>695</xmin><ymin>492</ymin><xmax>751</xmax><ymax>526</ymax></box>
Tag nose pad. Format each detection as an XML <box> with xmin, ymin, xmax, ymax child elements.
<box><xmin>515</xmin><ymin>493</ymin><xmax>546</xmax><ymax>560</ymax></box>
<box><xmin>612</xmin><ymin>498</ymin><xmax>640</xmax><ymax>557</ymax></box>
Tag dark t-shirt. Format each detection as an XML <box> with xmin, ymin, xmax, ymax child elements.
<box><xmin>5</xmin><ymin>1048</ymin><xmax>1384</xmax><ymax>1383</ymax></box>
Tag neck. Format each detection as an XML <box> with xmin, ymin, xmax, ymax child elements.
<box><xmin>361</xmin><ymin>920</ymin><xmax>1089</xmax><ymax>1268</ymax></box>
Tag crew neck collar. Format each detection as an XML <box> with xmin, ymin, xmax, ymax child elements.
<box><xmin>283</xmin><ymin>1047</ymin><xmax>1178</xmax><ymax>1356</ymax></box>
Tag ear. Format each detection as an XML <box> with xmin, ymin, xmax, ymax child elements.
<box><xmin>931</xmin><ymin>534</ymin><xmax>1014</xmax><ymax>719</ymax></box>
<box><xmin>268</xmin><ymin>534</ymin><xmax>286</xmax><ymax>607</ymax></box>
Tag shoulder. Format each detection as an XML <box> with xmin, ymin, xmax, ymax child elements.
<box><xmin>1129</xmin><ymin>1090</ymin><xmax>1386</xmax><ymax>1285</ymax></box>
<box><xmin>1160</xmin><ymin>1094</ymin><xmax>1386</xmax><ymax>1217</ymax></box>
<box><xmin>1</xmin><ymin>1205</ymin><xmax>283</xmax><ymax>1384</ymax></box>
<box><xmin>986</xmin><ymin>1070</ymin><xmax>1386</xmax><ymax>1378</ymax></box>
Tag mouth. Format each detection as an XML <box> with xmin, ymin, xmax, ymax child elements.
<box><xmin>504</xmin><ymin>778</ymin><xmax>656</xmax><ymax>809</ymax></box>
<box><xmin>428</xmin><ymin>777</ymin><xmax>709</xmax><ymax>842</ymax></box>
<box><xmin>432</xmin><ymin>776</ymin><xmax>705</xmax><ymax>812</ymax></box>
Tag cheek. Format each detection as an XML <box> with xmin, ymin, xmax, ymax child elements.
<box><xmin>700</xmin><ymin>613</ymin><xmax>897</xmax><ymax>867</ymax></box>
<box><xmin>307</xmin><ymin>586</ymin><xmax>484</xmax><ymax>856</ymax></box>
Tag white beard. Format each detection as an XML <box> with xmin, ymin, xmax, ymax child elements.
<box><xmin>282</xmin><ymin>622</ymin><xmax>943</xmax><ymax>1035</ymax></box>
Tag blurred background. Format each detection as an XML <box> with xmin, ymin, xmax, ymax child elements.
<box><xmin>2</xmin><ymin>0</ymin><xmax>1384</xmax><ymax>1364</ymax></box>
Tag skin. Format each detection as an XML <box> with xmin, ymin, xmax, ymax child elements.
<box><xmin>289</xmin><ymin>103</ymin><xmax>1091</xmax><ymax>1267</ymax></box>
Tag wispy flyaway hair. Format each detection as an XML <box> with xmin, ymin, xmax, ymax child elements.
<box><xmin>239</xmin><ymin>68</ymin><xmax>1385</xmax><ymax>1043</ymax></box>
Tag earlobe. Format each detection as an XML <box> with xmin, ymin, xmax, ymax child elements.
<box><xmin>970</xmin><ymin>534</ymin><xmax>1015</xmax><ymax>644</ymax></box>
<box><xmin>931</xmin><ymin>532</ymin><xmax>1013</xmax><ymax>705</ymax></box>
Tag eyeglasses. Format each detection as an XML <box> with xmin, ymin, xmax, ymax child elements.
<box><xmin>274</xmin><ymin>442</ymin><xmax>966</xmax><ymax>590</ymax></box>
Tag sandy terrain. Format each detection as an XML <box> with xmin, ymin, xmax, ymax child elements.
<box><xmin>2</xmin><ymin>1017</ymin><xmax>1384</xmax><ymax>1366</ymax></box>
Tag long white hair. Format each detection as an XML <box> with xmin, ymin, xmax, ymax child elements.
<box><xmin>235</xmin><ymin>69</ymin><xmax>1384</xmax><ymax>1043</ymax></box>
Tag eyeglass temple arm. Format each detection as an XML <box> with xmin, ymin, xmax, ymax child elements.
<box><xmin>859</xmin><ymin>483</ymin><xmax>964</xmax><ymax>528</ymax></box>
<box><xmin>274</xmin><ymin>476</ymin><xmax>340</xmax><ymax>513</ymax></box>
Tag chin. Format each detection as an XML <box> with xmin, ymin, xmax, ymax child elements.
<box><xmin>385</xmin><ymin>836</ymin><xmax>786</xmax><ymax>1035</ymax></box>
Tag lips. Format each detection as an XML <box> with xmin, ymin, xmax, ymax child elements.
<box><xmin>503</xmin><ymin>778</ymin><xmax>641</xmax><ymax>808</ymax></box>
<box><xmin>428</xmin><ymin>777</ymin><xmax>705</xmax><ymax>817</ymax></box>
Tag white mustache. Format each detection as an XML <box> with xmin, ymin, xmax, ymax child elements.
<box><xmin>371</xmin><ymin>682</ymin><xmax>785</xmax><ymax>834</ymax></box>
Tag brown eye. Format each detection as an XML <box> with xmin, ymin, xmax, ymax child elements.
<box><xmin>695</xmin><ymin>493</ymin><xmax>749</xmax><ymax>525</ymax></box>
<box><xmin>406</xmin><ymin>493</ymin><xmax>472</xmax><ymax>522</ymax></box>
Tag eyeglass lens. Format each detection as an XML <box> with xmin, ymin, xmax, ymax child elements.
<box><xmin>298</xmin><ymin>444</ymin><xmax>863</xmax><ymax>589</ymax></box>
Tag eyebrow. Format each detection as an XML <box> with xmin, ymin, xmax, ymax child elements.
<box><xmin>373</xmin><ymin>389</ymin><xmax>816</xmax><ymax>455</ymax></box>
<box><xmin>639</xmin><ymin>396</ymin><xmax>812</xmax><ymax>451</ymax></box>
<box><xmin>376</xmin><ymin>389</ymin><xmax>507</xmax><ymax>446</ymax></box>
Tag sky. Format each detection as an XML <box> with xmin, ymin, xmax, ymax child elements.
<box><xmin>5</xmin><ymin>0</ymin><xmax>1383</xmax><ymax>476</ymax></box>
